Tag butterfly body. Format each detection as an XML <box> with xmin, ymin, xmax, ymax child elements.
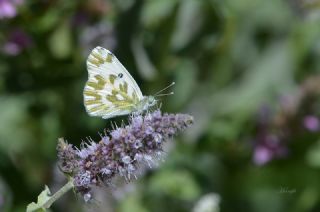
<box><xmin>134</xmin><ymin>96</ymin><xmax>157</xmax><ymax>112</ymax></box>
<box><xmin>83</xmin><ymin>46</ymin><xmax>156</xmax><ymax>119</ymax></box>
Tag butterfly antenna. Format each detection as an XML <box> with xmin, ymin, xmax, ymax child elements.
<box><xmin>155</xmin><ymin>92</ymin><xmax>174</xmax><ymax>97</ymax></box>
<box><xmin>154</xmin><ymin>82</ymin><xmax>175</xmax><ymax>95</ymax></box>
<box><xmin>110</xmin><ymin>121</ymin><xmax>115</xmax><ymax>130</ymax></box>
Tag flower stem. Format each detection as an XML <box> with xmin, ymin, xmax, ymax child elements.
<box><xmin>43</xmin><ymin>178</ymin><xmax>74</xmax><ymax>208</ymax></box>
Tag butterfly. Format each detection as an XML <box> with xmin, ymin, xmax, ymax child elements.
<box><xmin>83</xmin><ymin>46</ymin><xmax>174</xmax><ymax>119</ymax></box>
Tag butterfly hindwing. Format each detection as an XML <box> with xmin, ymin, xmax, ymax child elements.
<box><xmin>84</xmin><ymin>46</ymin><xmax>143</xmax><ymax>119</ymax></box>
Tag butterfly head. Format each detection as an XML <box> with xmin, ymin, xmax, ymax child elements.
<box><xmin>134</xmin><ymin>96</ymin><xmax>157</xmax><ymax>113</ymax></box>
<box><xmin>147</xmin><ymin>96</ymin><xmax>157</xmax><ymax>106</ymax></box>
<box><xmin>138</xmin><ymin>82</ymin><xmax>175</xmax><ymax>112</ymax></box>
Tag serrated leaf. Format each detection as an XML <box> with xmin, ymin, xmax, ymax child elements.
<box><xmin>26</xmin><ymin>185</ymin><xmax>51</xmax><ymax>212</ymax></box>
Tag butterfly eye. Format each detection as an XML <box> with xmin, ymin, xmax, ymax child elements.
<box><xmin>118</xmin><ymin>73</ymin><xmax>123</xmax><ymax>78</ymax></box>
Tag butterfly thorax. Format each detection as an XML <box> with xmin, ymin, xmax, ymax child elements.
<box><xmin>134</xmin><ymin>96</ymin><xmax>157</xmax><ymax>112</ymax></box>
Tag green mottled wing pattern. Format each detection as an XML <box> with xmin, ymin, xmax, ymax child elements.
<box><xmin>84</xmin><ymin>46</ymin><xmax>143</xmax><ymax>119</ymax></box>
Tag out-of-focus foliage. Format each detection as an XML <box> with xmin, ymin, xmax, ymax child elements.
<box><xmin>1</xmin><ymin>0</ymin><xmax>320</xmax><ymax>211</ymax></box>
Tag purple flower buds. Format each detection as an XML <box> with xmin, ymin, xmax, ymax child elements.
<box><xmin>57</xmin><ymin>110</ymin><xmax>193</xmax><ymax>201</ymax></box>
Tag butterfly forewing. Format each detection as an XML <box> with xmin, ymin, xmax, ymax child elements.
<box><xmin>84</xmin><ymin>46</ymin><xmax>143</xmax><ymax>119</ymax></box>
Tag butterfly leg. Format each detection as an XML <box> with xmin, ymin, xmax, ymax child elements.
<box><xmin>132</xmin><ymin>111</ymin><xmax>142</xmax><ymax>116</ymax></box>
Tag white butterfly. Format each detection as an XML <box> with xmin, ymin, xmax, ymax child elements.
<box><xmin>84</xmin><ymin>46</ymin><xmax>172</xmax><ymax>119</ymax></box>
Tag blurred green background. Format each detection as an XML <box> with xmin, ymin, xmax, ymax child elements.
<box><xmin>1</xmin><ymin>0</ymin><xmax>320</xmax><ymax>211</ymax></box>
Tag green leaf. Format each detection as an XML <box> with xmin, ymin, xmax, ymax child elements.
<box><xmin>170</xmin><ymin>0</ymin><xmax>204</xmax><ymax>50</ymax></box>
<box><xmin>306</xmin><ymin>140</ymin><xmax>320</xmax><ymax>168</ymax></box>
<box><xmin>48</xmin><ymin>22</ymin><xmax>72</xmax><ymax>59</ymax></box>
<box><xmin>141</xmin><ymin>0</ymin><xmax>179</xmax><ymax>27</ymax></box>
<box><xmin>0</xmin><ymin>96</ymin><xmax>31</xmax><ymax>154</ymax></box>
<box><xmin>26</xmin><ymin>186</ymin><xmax>51</xmax><ymax>212</ymax></box>
<box><xmin>34</xmin><ymin>9</ymin><xmax>61</xmax><ymax>33</ymax></box>
<box><xmin>168</xmin><ymin>59</ymin><xmax>197</xmax><ymax>109</ymax></box>
<box><xmin>149</xmin><ymin>169</ymin><xmax>200</xmax><ymax>201</ymax></box>
<box><xmin>119</xmin><ymin>191</ymin><xmax>149</xmax><ymax>212</ymax></box>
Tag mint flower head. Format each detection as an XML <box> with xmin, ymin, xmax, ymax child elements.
<box><xmin>57</xmin><ymin>110</ymin><xmax>193</xmax><ymax>201</ymax></box>
<box><xmin>0</xmin><ymin>0</ymin><xmax>23</xmax><ymax>19</ymax></box>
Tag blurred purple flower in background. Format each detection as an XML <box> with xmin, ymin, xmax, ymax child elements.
<box><xmin>253</xmin><ymin>134</ymin><xmax>288</xmax><ymax>165</ymax></box>
<box><xmin>303</xmin><ymin>115</ymin><xmax>320</xmax><ymax>132</ymax></box>
<box><xmin>0</xmin><ymin>0</ymin><xmax>23</xmax><ymax>19</ymax></box>
<box><xmin>79</xmin><ymin>22</ymin><xmax>117</xmax><ymax>57</ymax></box>
<box><xmin>2</xmin><ymin>29</ymin><xmax>32</xmax><ymax>56</ymax></box>
<box><xmin>254</xmin><ymin>146</ymin><xmax>272</xmax><ymax>165</ymax></box>
<box><xmin>252</xmin><ymin>76</ymin><xmax>320</xmax><ymax>166</ymax></box>
<box><xmin>71</xmin><ymin>11</ymin><xmax>89</xmax><ymax>27</ymax></box>
<box><xmin>252</xmin><ymin>106</ymin><xmax>288</xmax><ymax>166</ymax></box>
